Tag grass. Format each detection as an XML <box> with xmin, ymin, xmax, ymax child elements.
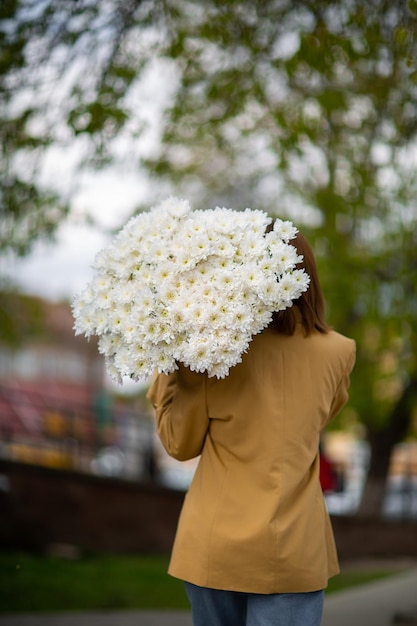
<box><xmin>0</xmin><ymin>551</ymin><xmax>404</xmax><ymax>613</ymax></box>
<box><xmin>0</xmin><ymin>553</ymin><xmax>187</xmax><ymax>612</ymax></box>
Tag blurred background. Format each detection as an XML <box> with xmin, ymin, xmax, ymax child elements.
<box><xmin>1</xmin><ymin>0</ymin><xmax>417</xmax><ymax>610</ymax></box>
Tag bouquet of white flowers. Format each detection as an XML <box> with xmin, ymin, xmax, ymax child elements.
<box><xmin>72</xmin><ymin>197</ymin><xmax>310</xmax><ymax>382</ymax></box>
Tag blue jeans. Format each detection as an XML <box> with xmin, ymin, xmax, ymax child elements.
<box><xmin>184</xmin><ymin>582</ymin><xmax>324</xmax><ymax>626</ymax></box>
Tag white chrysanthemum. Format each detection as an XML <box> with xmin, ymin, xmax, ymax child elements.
<box><xmin>97</xmin><ymin>333</ymin><xmax>116</xmax><ymax>356</ymax></box>
<box><xmin>207</xmin><ymin>361</ymin><xmax>233</xmax><ymax>379</ymax></box>
<box><xmin>158</xmin><ymin>282</ymin><xmax>179</xmax><ymax>306</ymax></box>
<box><xmin>113</xmin><ymin>345</ymin><xmax>136</xmax><ymax>378</ymax></box>
<box><xmin>244</xmin><ymin>261</ymin><xmax>265</xmax><ymax>291</ymax></box>
<box><xmin>130</xmin><ymin>287</ymin><xmax>155</xmax><ymax>316</ymax></box>
<box><xmin>270</xmin><ymin>242</ymin><xmax>301</xmax><ymax>273</ymax></box>
<box><xmin>94</xmin><ymin>288</ymin><xmax>113</xmax><ymax>310</ymax></box>
<box><xmin>148</xmin><ymin>240</ymin><xmax>169</xmax><ymax>263</ymax></box>
<box><xmin>273</xmin><ymin>218</ymin><xmax>298</xmax><ymax>243</ymax></box>
<box><xmin>291</xmin><ymin>268</ymin><xmax>311</xmax><ymax>291</ymax></box>
<box><xmin>258</xmin><ymin>276</ymin><xmax>284</xmax><ymax>307</ymax></box>
<box><xmin>116</xmin><ymin>281</ymin><xmax>136</xmax><ymax>305</ymax></box>
<box><xmin>251</xmin><ymin>307</ymin><xmax>274</xmax><ymax>333</ymax></box>
<box><xmin>238</xmin><ymin>229</ymin><xmax>268</xmax><ymax>258</ymax></box>
<box><xmin>73</xmin><ymin>301</ymin><xmax>96</xmax><ymax>337</ymax></box>
<box><xmin>181</xmin><ymin>334</ymin><xmax>213</xmax><ymax>373</ymax></box>
<box><xmin>230</xmin><ymin>304</ymin><xmax>254</xmax><ymax>332</ymax></box>
<box><xmin>205</xmin><ymin>305</ymin><xmax>224</xmax><ymax>329</ymax></box>
<box><xmin>274</xmin><ymin>274</ymin><xmax>302</xmax><ymax>307</ymax></box>
<box><xmin>159</xmin><ymin>196</ymin><xmax>192</xmax><ymax>219</ymax></box>
<box><xmin>142</xmin><ymin>317</ymin><xmax>161</xmax><ymax>343</ymax></box>
<box><xmin>214</xmin><ymin>237</ymin><xmax>236</xmax><ymax>258</ymax></box>
<box><xmin>72</xmin><ymin>197</ymin><xmax>310</xmax><ymax>383</ymax></box>
<box><xmin>242</xmin><ymin>208</ymin><xmax>272</xmax><ymax>234</ymax></box>
<box><xmin>92</xmin><ymin>248</ymin><xmax>108</xmax><ymax>271</ymax></box>
<box><xmin>185</xmin><ymin>301</ymin><xmax>208</xmax><ymax>329</ymax></box>
<box><xmin>154</xmin><ymin>349</ymin><xmax>177</xmax><ymax>374</ymax></box>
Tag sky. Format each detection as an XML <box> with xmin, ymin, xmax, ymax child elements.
<box><xmin>1</xmin><ymin>50</ymin><xmax>176</xmax><ymax>396</ymax></box>
<box><xmin>5</xmin><ymin>169</ymin><xmax>148</xmax><ymax>303</ymax></box>
<box><xmin>3</xmin><ymin>49</ymin><xmax>179</xmax><ymax>304</ymax></box>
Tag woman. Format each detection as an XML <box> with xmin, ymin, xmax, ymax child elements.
<box><xmin>147</xmin><ymin>230</ymin><xmax>356</xmax><ymax>626</ymax></box>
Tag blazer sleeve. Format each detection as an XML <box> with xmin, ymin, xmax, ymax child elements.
<box><xmin>326</xmin><ymin>339</ymin><xmax>356</xmax><ymax>426</ymax></box>
<box><xmin>146</xmin><ymin>364</ymin><xmax>209</xmax><ymax>461</ymax></box>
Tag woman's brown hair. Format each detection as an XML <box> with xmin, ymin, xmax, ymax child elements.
<box><xmin>268</xmin><ymin>226</ymin><xmax>331</xmax><ymax>336</ymax></box>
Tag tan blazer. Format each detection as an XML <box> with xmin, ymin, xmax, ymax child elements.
<box><xmin>147</xmin><ymin>319</ymin><xmax>356</xmax><ymax>594</ymax></box>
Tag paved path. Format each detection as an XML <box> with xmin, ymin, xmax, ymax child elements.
<box><xmin>0</xmin><ymin>611</ymin><xmax>192</xmax><ymax>626</ymax></box>
<box><xmin>321</xmin><ymin>565</ymin><xmax>417</xmax><ymax>626</ymax></box>
<box><xmin>1</xmin><ymin>566</ymin><xmax>416</xmax><ymax>626</ymax></box>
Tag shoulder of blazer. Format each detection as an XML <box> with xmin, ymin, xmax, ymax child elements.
<box><xmin>327</xmin><ymin>330</ymin><xmax>356</xmax><ymax>354</ymax></box>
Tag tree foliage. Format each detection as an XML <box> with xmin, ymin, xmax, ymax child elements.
<box><xmin>1</xmin><ymin>0</ymin><xmax>156</xmax><ymax>254</ymax></box>
<box><xmin>2</xmin><ymin>0</ymin><xmax>417</xmax><ymax>512</ymax></box>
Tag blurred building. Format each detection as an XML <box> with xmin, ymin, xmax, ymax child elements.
<box><xmin>0</xmin><ymin>296</ymin><xmax>156</xmax><ymax>481</ymax></box>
